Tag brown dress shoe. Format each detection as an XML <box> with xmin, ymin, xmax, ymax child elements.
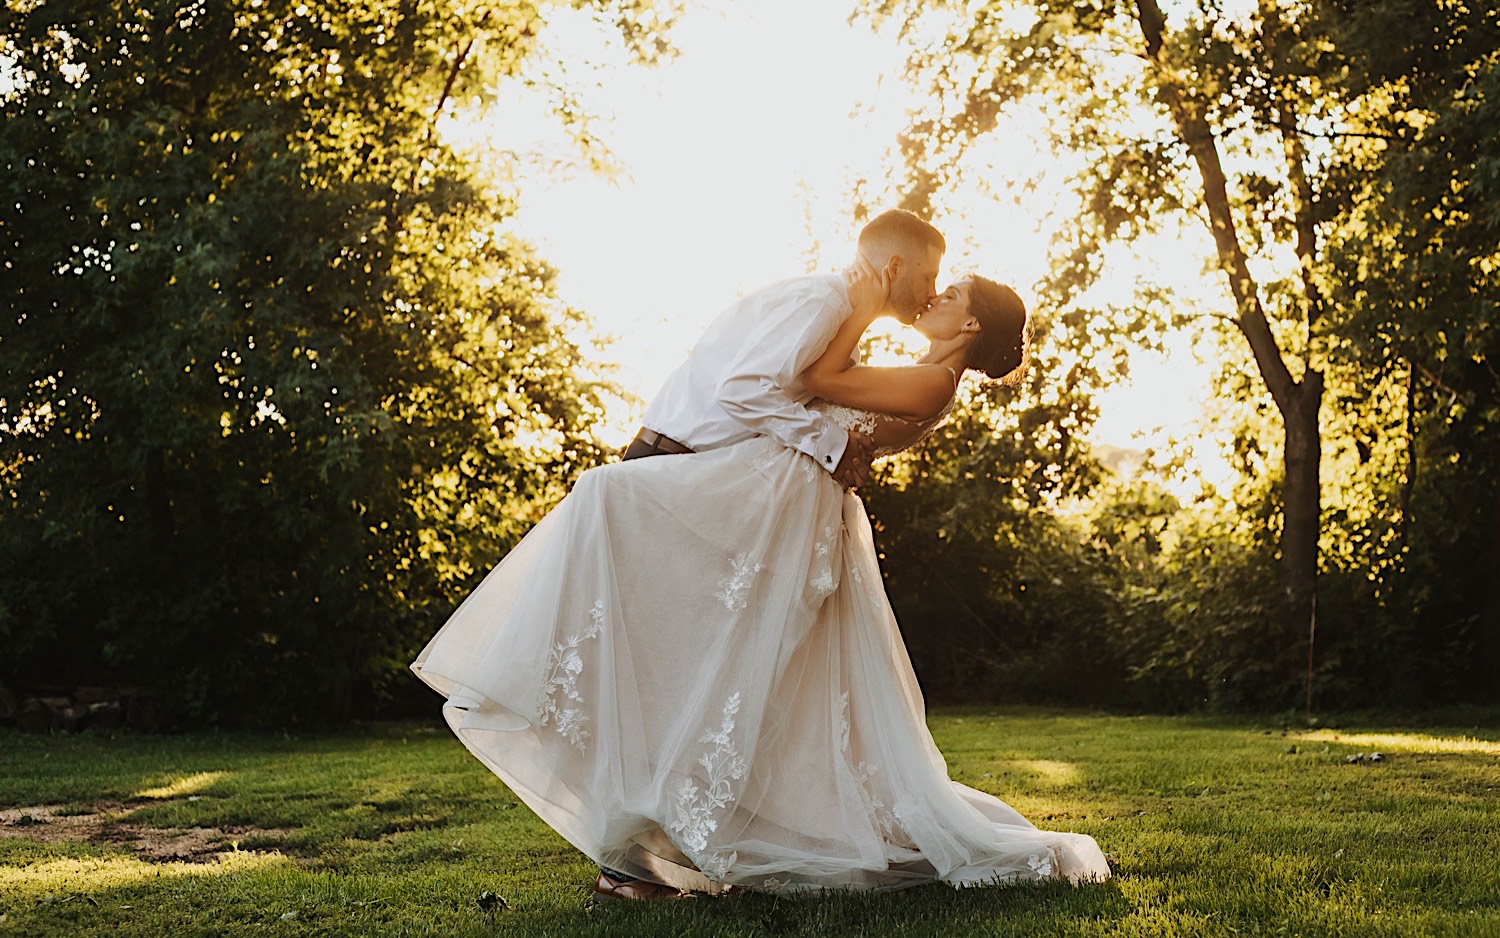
<box><xmin>592</xmin><ymin>871</ymin><xmax>693</xmax><ymax>901</ymax></box>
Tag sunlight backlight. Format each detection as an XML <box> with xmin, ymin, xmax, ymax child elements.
<box><xmin>1292</xmin><ymin>730</ymin><xmax>1500</xmax><ymax>756</ymax></box>
<box><xmin>0</xmin><ymin>851</ymin><xmax>287</xmax><ymax>899</ymax></box>
<box><xmin>448</xmin><ymin>0</ymin><xmax>1227</xmax><ymax>474</ymax></box>
<box><xmin>133</xmin><ymin>771</ymin><xmax>230</xmax><ymax>801</ymax></box>
<box><xmin>1005</xmin><ymin>759</ymin><xmax>1084</xmax><ymax>788</ymax></box>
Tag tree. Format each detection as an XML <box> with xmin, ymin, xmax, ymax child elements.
<box><xmin>858</xmin><ymin>0</ymin><xmax>1403</xmax><ymax>696</ymax></box>
<box><xmin>0</xmin><ymin>0</ymin><xmax>672</xmax><ymax>725</ymax></box>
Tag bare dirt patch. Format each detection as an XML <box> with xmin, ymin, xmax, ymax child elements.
<box><xmin>0</xmin><ymin>802</ymin><xmax>293</xmax><ymax>863</ymax></box>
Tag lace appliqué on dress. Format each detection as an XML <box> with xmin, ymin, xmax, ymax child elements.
<box><xmin>715</xmin><ymin>553</ymin><xmax>763</xmax><ymax>612</ymax></box>
<box><xmin>668</xmin><ymin>692</ymin><xmax>747</xmax><ymax>880</ymax></box>
<box><xmin>819</xmin><ymin>402</ymin><xmax>879</xmax><ymax>437</ymax></box>
<box><xmin>814</xmin><ymin>395</ymin><xmax>957</xmax><ymax>459</ymax></box>
<box><xmin>849</xmin><ymin>561</ymin><xmax>887</xmax><ymax>610</ymax></box>
<box><xmin>838</xmin><ymin>693</ymin><xmax>912</xmax><ymax>847</ymax></box>
<box><xmin>756</xmin><ymin>876</ymin><xmax>792</xmax><ymax>894</ymax></box>
<box><xmin>537</xmin><ymin>600</ymin><xmax>605</xmax><ymax>751</ymax></box>
<box><xmin>1027</xmin><ymin>852</ymin><xmax>1056</xmax><ymax>877</ymax></box>
<box><xmin>749</xmin><ymin>444</ymin><xmax>781</xmax><ymax>474</ymax></box>
<box><xmin>809</xmin><ymin>525</ymin><xmax>838</xmax><ymax>599</ymax></box>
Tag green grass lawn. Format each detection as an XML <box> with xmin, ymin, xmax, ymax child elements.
<box><xmin>2</xmin><ymin>708</ymin><xmax>1498</xmax><ymax>937</ymax></box>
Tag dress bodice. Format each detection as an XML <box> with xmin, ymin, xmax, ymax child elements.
<box><xmin>811</xmin><ymin>395</ymin><xmax>957</xmax><ymax>459</ymax></box>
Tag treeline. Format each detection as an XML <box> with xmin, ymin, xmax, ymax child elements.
<box><xmin>3</xmin><ymin>1</ymin><xmax>1495</xmax><ymax>727</ymax></box>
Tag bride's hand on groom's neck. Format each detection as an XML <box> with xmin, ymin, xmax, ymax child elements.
<box><xmin>845</xmin><ymin>256</ymin><xmax>889</xmax><ymax>323</ymax></box>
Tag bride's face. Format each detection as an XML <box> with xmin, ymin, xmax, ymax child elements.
<box><xmin>913</xmin><ymin>281</ymin><xmax>974</xmax><ymax>341</ymax></box>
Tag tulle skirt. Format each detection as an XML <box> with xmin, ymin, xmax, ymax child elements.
<box><xmin>411</xmin><ymin>435</ymin><xmax>1109</xmax><ymax>893</ymax></box>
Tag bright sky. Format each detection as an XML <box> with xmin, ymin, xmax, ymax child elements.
<box><xmin>458</xmin><ymin>0</ymin><xmax>1223</xmax><ymax>479</ymax></box>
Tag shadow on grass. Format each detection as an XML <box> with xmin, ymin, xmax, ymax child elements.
<box><xmin>576</xmin><ymin>878</ymin><xmax>1132</xmax><ymax>938</ymax></box>
<box><xmin>1</xmin><ymin>835</ymin><xmax>1130</xmax><ymax>938</ymax></box>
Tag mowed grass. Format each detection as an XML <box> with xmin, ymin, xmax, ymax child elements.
<box><xmin>2</xmin><ymin>708</ymin><xmax>1498</xmax><ymax>937</ymax></box>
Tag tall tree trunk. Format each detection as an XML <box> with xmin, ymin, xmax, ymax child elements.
<box><xmin>1134</xmin><ymin>0</ymin><xmax>1323</xmax><ymax>657</ymax></box>
<box><xmin>1281</xmin><ymin>377</ymin><xmax>1323</xmax><ymax>644</ymax></box>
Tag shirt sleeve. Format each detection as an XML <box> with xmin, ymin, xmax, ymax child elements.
<box><xmin>714</xmin><ymin>283</ymin><xmax>850</xmax><ymax>473</ymax></box>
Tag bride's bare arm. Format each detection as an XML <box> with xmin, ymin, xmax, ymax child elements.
<box><xmin>805</xmin><ymin>324</ymin><xmax>954</xmax><ymax>424</ymax></box>
<box><xmin>805</xmin><ymin>363</ymin><xmax>954</xmax><ymax>424</ymax></box>
<box><xmin>804</xmin><ymin>263</ymin><xmax>955</xmax><ymax>424</ymax></box>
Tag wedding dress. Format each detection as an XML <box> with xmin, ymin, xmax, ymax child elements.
<box><xmin>411</xmin><ymin>400</ymin><xmax>1110</xmax><ymax>893</ymax></box>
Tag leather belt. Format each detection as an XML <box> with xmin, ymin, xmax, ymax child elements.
<box><xmin>626</xmin><ymin>427</ymin><xmax>694</xmax><ymax>457</ymax></box>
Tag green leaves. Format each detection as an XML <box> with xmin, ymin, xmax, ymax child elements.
<box><xmin>848</xmin><ymin>0</ymin><xmax>1499</xmax><ymax>707</ymax></box>
<box><xmin>0</xmin><ymin>0</ymin><xmax>659</xmax><ymax>725</ymax></box>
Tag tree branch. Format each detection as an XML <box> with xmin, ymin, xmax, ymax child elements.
<box><xmin>1133</xmin><ymin>0</ymin><xmax>1302</xmax><ymax>415</ymax></box>
<box><xmin>431</xmin><ymin>37</ymin><xmax>476</xmax><ymax>129</ymax></box>
<box><xmin>1259</xmin><ymin>4</ymin><xmax>1326</xmax><ymax>339</ymax></box>
<box><xmin>1413</xmin><ymin>360</ymin><xmax>1461</xmax><ymax>401</ymax></box>
<box><xmin>1184</xmin><ymin>309</ymin><xmax>1241</xmax><ymax>326</ymax></box>
<box><xmin>1225</xmin><ymin>111</ymin><xmax>1408</xmax><ymax>144</ymax></box>
<box><xmin>1290</xmin><ymin>127</ymin><xmax>1405</xmax><ymax>143</ymax></box>
<box><xmin>408</xmin><ymin>20</ymin><xmax>487</xmax><ymax>194</ymax></box>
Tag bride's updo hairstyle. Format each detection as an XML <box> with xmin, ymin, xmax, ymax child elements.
<box><xmin>966</xmin><ymin>276</ymin><xmax>1031</xmax><ymax>385</ymax></box>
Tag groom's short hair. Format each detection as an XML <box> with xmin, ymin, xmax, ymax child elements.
<box><xmin>858</xmin><ymin>209</ymin><xmax>946</xmax><ymax>256</ymax></box>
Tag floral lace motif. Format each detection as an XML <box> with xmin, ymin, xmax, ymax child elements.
<box><xmin>1027</xmin><ymin>852</ymin><xmax>1055</xmax><ymax>877</ymax></box>
<box><xmin>749</xmin><ymin>441</ymin><xmax>817</xmax><ymax>481</ymax></box>
<box><xmin>668</xmin><ymin>692</ymin><xmax>747</xmax><ymax>880</ymax></box>
<box><xmin>715</xmin><ymin>553</ymin><xmax>763</xmax><ymax>612</ymax></box>
<box><xmin>819</xmin><ymin>402</ymin><xmax>878</xmax><ymax>436</ymax></box>
<box><xmin>748</xmin><ymin>440</ymin><xmax>783</xmax><ymax>474</ymax></box>
<box><xmin>853</xmin><ymin>761</ymin><xmax>908</xmax><ymax>845</ymax></box>
<box><xmin>814</xmin><ymin>396</ymin><xmax>956</xmax><ymax>458</ymax></box>
<box><xmin>757</xmin><ymin>876</ymin><xmax>792</xmax><ymax>894</ymax></box>
<box><xmin>849</xmin><ymin>562</ymin><xmax>886</xmax><ymax>610</ymax></box>
<box><xmin>839</xmin><ymin>692</ymin><xmax>911</xmax><ymax>847</ymax></box>
<box><xmin>809</xmin><ymin>525</ymin><xmax>838</xmax><ymax>598</ymax></box>
<box><xmin>837</xmin><ymin>691</ymin><xmax>851</xmax><ymax>753</ymax></box>
<box><xmin>537</xmin><ymin>600</ymin><xmax>604</xmax><ymax>751</ymax></box>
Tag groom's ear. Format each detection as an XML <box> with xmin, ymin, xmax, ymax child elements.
<box><xmin>883</xmin><ymin>254</ymin><xmax>903</xmax><ymax>283</ymax></box>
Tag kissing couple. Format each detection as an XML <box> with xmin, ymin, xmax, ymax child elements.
<box><xmin>412</xmin><ymin>209</ymin><xmax>1111</xmax><ymax>899</ymax></box>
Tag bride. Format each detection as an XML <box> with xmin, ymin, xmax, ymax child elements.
<box><xmin>411</xmin><ymin>261</ymin><xmax>1111</xmax><ymax>899</ymax></box>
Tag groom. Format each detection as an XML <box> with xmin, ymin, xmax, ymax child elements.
<box><xmin>621</xmin><ymin>209</ymin><xmax>945</xmax><ymax>490</ymax></box>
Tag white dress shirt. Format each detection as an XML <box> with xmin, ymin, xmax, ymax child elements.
<box><xmin>641</xmin><ymin>273</ymin><xmax>853</xmax><ymax>474</ymax></box>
